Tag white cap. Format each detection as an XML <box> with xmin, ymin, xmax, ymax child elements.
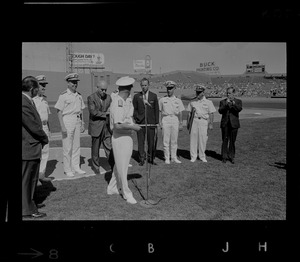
<box><xmin>65</xmin><ymin>73</ymin><xmax>80</xmax><ymax>82</ymax></box>
<box><xmin>35</xmin><ymin>75</ymin><xmax>48</xmax><ymax>84</ymax></box>
<box><xmin>116</xmin><ymin>76</ymin><xmax>135</xmax><ymax>86</ymax></box>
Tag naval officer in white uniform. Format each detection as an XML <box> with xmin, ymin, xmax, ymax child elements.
<box><xmin>107</xmin><ymin>76</ymin><xmax>141</xmax><ymax>204</ymax></box>
<box><xmin>159</xmin><ymin>80</ymin><xmax>185</xmax><ymax>164</ymax></box>
<box><xmin>33</xmin><ymin>75</ymin><xmax>52</xmax><ymax>185</ymax></box>
<box><xmin>54</xmin><ymin>73</ymin><xmax>86</xmax><ymax>177</ymax></box>
<box><xmin>186</xmin><ymin>84</ymin><xmax>216</xmax><ymax>162</ymax></box>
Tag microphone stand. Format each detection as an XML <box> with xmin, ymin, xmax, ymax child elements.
<box><xmin>140</xmin><ymin>92</ymin><xmax>159</xmax><ymax>208</ymax></box>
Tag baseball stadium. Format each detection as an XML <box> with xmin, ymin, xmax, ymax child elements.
<box><xmin>21</xmin><ymin>43</ymin><xmax>286</xmax><ymax>220</ymax></box>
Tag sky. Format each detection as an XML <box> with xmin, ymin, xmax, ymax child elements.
<box><xmin>22</xmin><ymin>42</ymin><xmax>286</xmax><ymax>75</ymax></box>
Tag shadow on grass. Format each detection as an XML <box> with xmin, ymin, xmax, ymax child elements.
<box><xmin>205</xmin><ymin>150</ymin><xmax>223</xmax><ymax>161</ymax></box>
<box><xmin>177</xmin><ymin>149</ymin><xmax>191</xmax><ymax>160</ymax></box>
<box><xmin>34</xmin><ymin>182</ymin><xmax>57</xmax><ymax>205</ymax></box>
<box><xmin>103</xmin><ymin>171</ymin><xmax>142</xmax><ymax>184</ymax></box>
<box><xmin>268</xmin><ymin>162</ymin><xmax>286</xmax><ymax>170</ymax></box>
<box><xmin>128</xmin><ymin>173</ymin><xmax>142</xmax><ymax>180</ymax></box>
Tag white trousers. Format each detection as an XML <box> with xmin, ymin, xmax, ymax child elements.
<box><xmin>39</xmin><ymin>124</ymin><xmax>50</xmax><ymax>175</ymax></box>
<box><xmin>190</xmin><ymin>118</ymin><xmax>208</xmax><ymax>160</ymax></box>
<box><xmin>107</xmin><ymin>133</ymin><xmax>134</xmax><ymax>200</ymax></box>
<box><xmin>162</xmin><ymin>115</ymin><xmax>179</xmax><ymax>160</ymax></box>
<box><xmin>62</xmin><ymin>115</ymin><xmax>81</xmax><ymax>173</ymax></box>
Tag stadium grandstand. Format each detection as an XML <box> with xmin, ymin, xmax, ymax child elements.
<box><xmin>22</xmin><ymin>43</ymin><xmax>286</xmax><ymax>103</ymax></box>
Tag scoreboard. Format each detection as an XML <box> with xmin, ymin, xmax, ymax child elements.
<box><xmin>246</xmin><ymin>61</ymin><xmax>265</xmax><ymax>73</ymax></box>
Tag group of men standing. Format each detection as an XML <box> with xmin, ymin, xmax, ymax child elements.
<box><xmin>22</xmin><ymin>73</ymin><xmax>243</xmax><ymax>216</ymax></box>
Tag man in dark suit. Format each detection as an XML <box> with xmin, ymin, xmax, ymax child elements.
<box><xmin>218</xmin><ymin>86</ymin><xmax>242</xmax><ymax>164</ymax></box>
<box><xmin>87</xmin><ymin>80</ymin><xmax>114</xmax><ymax>173</ymax></box>
<box><xmin>22</xmin><ymin>76</ymin><xmax>49</xmax><ymax>218</ymax></box>
<box><xmin>133</xmin><ymin>78</ymin><xmax>159</xmax><ymax>165</ymax></box>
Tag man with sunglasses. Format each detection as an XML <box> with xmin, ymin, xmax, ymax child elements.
<box><xmin>55</xmin><ymin>73</ymin><xmax>86</xmax><ymax>177</ymax></box>
<box><xmin>186</xmin><ymin>84</ymin><xmax>216</xmax><ymax>163</ymax></box>
<box><xmin>87</xmin><ymin>80</ymin><xmax>114</xmax><ymax>174</ymax></box>
<box><xmin>33</xmin><ymin>75</ymin><xmax>52</xmax><ymax>186</ymax></box>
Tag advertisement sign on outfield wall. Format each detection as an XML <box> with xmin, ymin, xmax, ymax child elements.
<box><xmin>72</xmin><ymin>53</ymin><xmax>105</xmax><ymax>68</ymax></box>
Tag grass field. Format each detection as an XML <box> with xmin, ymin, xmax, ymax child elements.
<box><xmin>34</xmin><ymin>115</ymin><xmax>286</xmax><ymax>220</ymax></box>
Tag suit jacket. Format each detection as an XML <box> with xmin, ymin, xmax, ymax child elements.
<box><xmin>87</xmin><ymin>92</ymin><xmax>112</xmax><ymax>137</ymax></box>
<box><xmin>22</xmin><ymin>94</ymin><xmax>49</xmax><ymax>160</ymax></box>
<box><xmin>218</xmin><ymin>98</ymin><xmax>243</xmax><ymax>129</ymax></box>
<box><xmin>133</xmin><ymin>91</ymin><xmax>159</xmax><ymax>125</ymax></box>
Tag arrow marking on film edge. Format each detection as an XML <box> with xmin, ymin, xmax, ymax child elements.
<box><xmin>17</xmin><ymin>248</ymin><xmax>43</xmax><ymax>259</ymax></box>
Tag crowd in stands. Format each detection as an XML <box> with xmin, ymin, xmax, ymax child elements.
<box><xmin>150</xmin><ymin>77</ymin><xmax>287</xmax><ymax>97</ymax></box>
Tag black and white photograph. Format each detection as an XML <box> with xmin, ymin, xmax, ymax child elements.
<box><xmin>21</xmin><ymin>42</ymin><xmax>287</xmax><ymax>220</ymax></box>
<box><xmin>4</xmin><ymin>2</ymin><xmax>299</xmax><ymax>260</ymax></box>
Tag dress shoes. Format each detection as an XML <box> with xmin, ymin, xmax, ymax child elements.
<box><xmin>126</xmin><ymin>196</ymin><xmax>137</xmax><ymax>204</ymax></box>
<box><xmin>229</xmin><ymin>159</ymin><xmax>235</xmax><ymax>164</ymax></box>
<box><xmin>23</xmin><ymin>212</ymin><xmax>47</xmax><ymax>219</ymax></box>
<box><xmin>190</xmin><ymin>158</ymin><xmax>197</xmax><ymax>163</ymax></box>
<box><xmin>65</xmin><ymin>172</ymin><xmax>75</xmax><ymax>177</ymax></box>
<box><xmin>200</xmin><ymin>158</ymin><xmax>207</xmax><ymax>163</ymax></box>
<box><xmin>149</xmin><ymin>161</ymin><xmax>157</xmax><ymax>165</ymax></box>
<box><xmin>165</xmin><ymin>159</ymin><xmax>170</xmax><ymax>164</ymax></box>
<box><xmin>128</xmin><ymin>163</ymin><xmax>133</xmax><ymax>167</ymax></box>
<box><xmin>172</xmin><ymin>158</ymin><xmax>182</xmax><ymax>164</ymax></box>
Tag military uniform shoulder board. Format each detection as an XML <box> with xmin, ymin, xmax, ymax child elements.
<box><xmin>118</xmin><ymin>99</ymin><xmax>123</xmax><ymax>107</ymax></box>
<box><xmin>61</xmin><ymin>90</ymin><xmax>67</xmax><ymax>95</ymax></box>
<box><xmin>77</xmin><ymin>91</ymin><xmax>81</xmax><ymax>95</ymax></box>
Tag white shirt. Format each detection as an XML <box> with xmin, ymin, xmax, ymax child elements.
<box><xmin>159</xmin><ymin>95</ymin><xmax>185</xmax><ymax>116</ymax></box>
<box><xmin>186</xmin><ymin>96</ymin><xmax>216</xmax><ymax>120</ymax></box>
<box><xmin>110</xmin><ymin>94</ymin><xmax>134</xmax><ymax>135</ymax></box>
<box><xmin>54</xmin><ymin>88</ymin><xmax>85</xmax><ymax>116</ymax></box>
<box><xmin>33</xmin><ymin>95</ymin><xmax>51</xmax><ymax>121</ymax></box>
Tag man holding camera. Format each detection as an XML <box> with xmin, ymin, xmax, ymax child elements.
<box><xmin>218</xmin><ymin>86</ymin><xmax>243</xmax><ymax>164</ymax></box>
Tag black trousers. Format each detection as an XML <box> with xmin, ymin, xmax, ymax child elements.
<box><xmin>91</xmin><ymin>125</ymin><xmax>114</xmax><ymax>171</ymax></box>
<box><xmin>221</xmin><ymin>122</ymin><xmax>238</xmax><ymax>161</ymax></box>
<box><xmin>137</xmin><ymin>127</ymin><xmax>156</xmax><ymax>162</ymax></box>
<box><xmin>22</xmin><ymin>159</ymin><xmax>40</xmax><ymax>216</ymax></box>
